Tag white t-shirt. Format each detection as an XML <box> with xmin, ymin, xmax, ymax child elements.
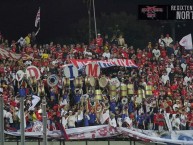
<box><xmin>172</xmin><ymin>117</ymin><xmax>180</xmax><ymax>130</ymax></box>
<box><xmin>60</xmin><ymin>99</ymin><xmax>68</xmax><ymax>106</ymax></box>
<box><xmin>141</xmin><ymin>82</ymin><xmax>147</xmax><ymax>87</ymax></box>
<box><xmin>77</xmin><ymin>111</ymin><xmax>83</xmax><ymax>121</ymax></box>
<box><xmin>180</xmin><ymin>114</ymin><xmax>187</xmax><ymax>126</ymax></box>
<box><xmin>159</xmin><ymin>38</ymin><xmax>165</xmax><ymax>47</ymax></box>
<box><xmin>164</xmin><ymin>37</ymin><xmax>173</xmax><ymax>47</ymax></box>
<box><xmin>166</xmin><ymin>63</ymin><xmax>174</xmax><ymax>69</ymax></box>
<box><xmin>161</xmin><ymin>74</ymin><xmax>170</xmax><ymax>84</ymax></box>
<box><xmin>62</xmin><ymin>116</ymin><xmax>68</xmax><ymax>128</ymax></box>
<box><xmin>5</xmin><ymin>112</ymin><xmax>13</xmax><ymax>123</ymax></box>
<box><xmin>117</xmin><ymin>118</ymin><xmax>122</xmax><ymax>127</ymax></box>
<box><xmin>173</xmin><ymin>104</ymin><xmax>180</xmax><ymax>111</ymax></box>
<box><xmin>181</xmin><ymin>63</ymin><xmax>187</xmax><ymax>72</ymax></box>
<box><xmin>102</xmin><ymin>52</ymin><xmax>111</xmax><ymax>59</ymax></box>
<box><xmin>124</xmin><ymin>117</ymin><xmax>132</xmax><ymax>126</ymax></box>
<box><xmin>118</xmin><ymin>38</ymin><xmax>125</xmax><ymax>46</ymax></box>
<box><xmin>152</xmin><ymin>49</ymin><xmax>160</xmax><ymax>57</ymax></box>
<box><xmin>24</xmin><ymin>61</ymin><xmax>32</xmax><ymax>66</ymax></box>
<box><xmin>166</xmin><ymin>67</ymin><xmax>171</xmax><ymax>75</ymax></box>
<box><xmin>84</xmin><ymin>51</ymin><xmax>92</xmax><ymax>57</ymax></box>
<box><xmin>17</xmin><ymin>37</ymin><xmax>26</xmax><ymax>47</ymax></box>
<box><xmin>183</xmin><ymin>76</ymin><xmax>192</xmax><ymax>86</ymax></box>
<box><xmin>109</xmin><ymin>118</ymin><xmax>117</xmax><ymax>127</ymax></box>
<box><xmin>100</xmin><ymin>109</ymin><xmax>109</xmax><ymax>124</ymax></box>
<box><xmin>68</xmin><ymin>115</ymin><xmax>76</xmax><ymax>127</ymax></box>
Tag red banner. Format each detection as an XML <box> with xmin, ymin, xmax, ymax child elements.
<box><xmin>70</xmin><ymin>59</ymin><xmax>137</xmax><ymax>69</ymax></box>
<box><xmin>0</xmin><ymin>48</ymin><xmax>32</xmax><ymax>60</ymax></box>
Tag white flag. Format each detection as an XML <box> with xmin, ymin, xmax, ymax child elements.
<box><xmin>28</xmin><ymin>95</ymin><xmax>40</xmax><ymax>111</ymax></box>
<box><xmin>179</xmin><ymin>34</ymin><xmax>193</xmax><ymax>50</ymax></box>
<box><xmin>35</xmin><ymin>8</ymin><xmax>40</xmax><ymax>27</ymax></box>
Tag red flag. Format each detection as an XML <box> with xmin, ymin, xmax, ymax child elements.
<box><xmin>35</xmin><ymin>8</ymin><xmax>40</xmax><ymax>27</ymax></box>
<box><xmin>56</xmin><ymin>122</ymin><xmax>69</xmax><ymax>140</ymax></box>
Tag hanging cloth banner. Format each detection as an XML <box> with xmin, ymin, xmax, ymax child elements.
<box><xmin>0</xmin><ymin>48</ymin><xmax>33</xmax><ymax>60</ymax></box>
<box><xmin>5</xmin><ymin>124</ymin><xmax>193</xmax><ymax>145</ymax></box>
<box><xmin>69</xmin><ymin>59</ymin><xmax>138</xmax><ymax>69</ymax></box>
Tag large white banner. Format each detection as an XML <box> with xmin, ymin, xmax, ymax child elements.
<box><xmin>5</xmin><ymin>125</ymin><xmax>118</xmax><ymax>139</ymax></box>
<box><xmin>4</xmin><ymin>124</ymin><xmax>193</xmax><ymax>144</ymax></box>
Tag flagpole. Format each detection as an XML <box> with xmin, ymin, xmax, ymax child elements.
<box><xmin>39</xmin><ymin>7</ymin><xmax>41</xmax><ymax>30</ymax></box>
<box><xmin>20</xmin><ymin>95</ymin><xmax>25</xmax><ymax>145</ymax></box>
<box><xmin>0</xmin><ymin>93</ymin><xmax>4</xmax><ymax>145</ymax></box>
<box><xmin>42</xmin><ymin>95</ymin><xmax>47</xmax><ymax>145</ymax></box>
<box><xmin>92</xmin><ymin>0</ymin><xmax>97</xmax><ymax>39</ymax></box>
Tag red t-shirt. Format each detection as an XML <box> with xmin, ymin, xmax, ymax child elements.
<box><xmin>48</xmin><ymin>111</ymin><xmax>53</xmax><ymax>121</ymax></box>
<box><xmin>12</xmin><ymin>47</ymin><xmax>16</xmax><ymax>52</ymax></box>
<box><xmin>122</xmin><ymin>51</ymin><xmax>128</xmax><ymax>59</ymax></box>
<box><xmin>154</xmin><ymin>114</ymin><xmax>159</xmax><ymax>125</ymax></box>
<box><xmin>76</xmin><ymin>47</ymin><xmax>84</xmax><ymax>53</ymax></box>
<box><xmin>170</xmin><ymin>84</ymin><xmax>178</xmax><ymax>91</ymax></box>
<box><xmin>50</xmin><ymin>47</ymin><xmax>56</xmax><ymax>53</ymax></box>
<box><xmin>42</xmin><ymin>61</ymin><xmax>49</xmax><ymax>67</ymax></box>
<box><xmin>160</xmin><ymin>49</ymin><xmax>167</xmax><ymax>58</ymax></box>
<box><xmin>56</xmin><ymin>52</ymin><xmax>63</xmax><ymax>59</ymax></box>
<box><xmin>158</xmin><ymin>114</ymin><xmax>165</xmax><ymax>126</ymax></box>
<box><xmin>188</xmin><ymin>61</ymin><xmax>193</xmax><ymax>70</ymax></box>
<box><xmin>96</xmin><ymin>37</ymin><xmax>103</xmax><ymax>46</ymax></box>
<box><xmin>35</xmin><ymin>112</ymin><xmax>42</xmax><ymax>121</ymax></box>
<box><xmin>95</xmin><ymin>48</ymin><xmax>102</xmax><ymax>54</ymax></box>
<box><xmin>26</xmin><ymin>47</ymin><xmax>33</xmax><ymax>54</ymax></box>
<box><xmin>33</xmin><ymin>49</ymin><xmax>39</xmax><ymax>58</ymax></box>
<box><xmin>181</xmin><ymin>89</ymin><xmax>187</xmax><ymax>96</ymax></box>
<box><xmin>153</xmin><ymin>89</ymin><xmax>159</xmax><ymax>97</ymax></box>
<box><xmin>137</xmin><ymin>53</ymin><xmax>142</xmax><ymax>59</ymax></box>
<box><xmin>147</xmin><ymin>52</ymin><xmax>153</xmax><ymax>58</ymax></box>
<box><xmin>10</xmin><ymin>100</ymin><xmax>17</xmax><ymax>107</ymax></box>
<box><xmin>187</xmin><ymin>113</ymin><xmax>193</xmax><ymax>127</ymax></box>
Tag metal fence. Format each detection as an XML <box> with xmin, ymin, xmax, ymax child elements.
<box><xmin>3</xmin><ymin>137</ymin><xmax>163</xmax><ymax>145</ymax></box>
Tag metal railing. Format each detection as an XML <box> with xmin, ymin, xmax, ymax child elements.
<box><xmin>3</xmin><ymin>136</ymin><xmax>162</xmax><ymax>145</ymax></box>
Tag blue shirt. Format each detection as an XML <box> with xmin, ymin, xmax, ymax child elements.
<box><xmin>63</xmin><ymin>95</ymin><xmax>67</xmax><ymax>99</ymax></box>
<box><xmin>50</xmin><ymin>91</ymin><xmax>56</xmax><ymax>99</ymax></box>
<box><xmin>110</xmin><ymin>102</ymin><xmax>116</xmax><ymax>113</ymax></box>
<box><xmin>180</xmin><ymin>58</ymin><xmax>186</xmax><ymax>64</ymax></box>
<box><xmin>128</xmin><ymin>102</ymin><xmax>134</xmax><ymax>113</ymax></box>
<box><xmin>137</xmin><ymin>115</ymin><xmax>145</xmax><ymax>125</ymax></box>
<box><xmin>84</xmin><ymin>115</ymin><xmax>90</xmax><ymax>126</ymax></box>
<box><xmin>19</xmin><ymin>88</ymin><xmax>26</xmax><ymax>97</ymax></box>
<box><xmin>121</xmin><ymin>114</ymin><xmax>127</xmax><ymax>120</ymax></box>
<box><xmin>74</xmin><ymin>94</ymin><xmax>81</xmax><ymax>104</ymax></box>
<box><xmin>89</xmin><ymin>113</ymin><xmax>96</xmax><ymax>124</ymax></box>
<box><xmin>144</xmin><ymin>114</ymin><xmax>151</xmax><ymax>124</ymax></box>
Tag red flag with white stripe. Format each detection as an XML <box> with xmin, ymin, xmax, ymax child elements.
<box><xmin>35</xmin><ymin>8</ymin><xmax>40</xmax><ymax>27</ymax></box>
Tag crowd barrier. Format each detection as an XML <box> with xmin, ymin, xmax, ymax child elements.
<box><xmin>2</xmin><ymin>138</ymin><xmax>163</xmax><ymax>145</ymax></box>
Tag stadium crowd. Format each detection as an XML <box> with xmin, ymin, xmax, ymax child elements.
<box><xmin>1</xmin><ymin>31</ymin><xmax>193</xmax><ymax>133</ymax></box>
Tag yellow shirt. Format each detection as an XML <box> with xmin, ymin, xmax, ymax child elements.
<box><xmin>32</xmin><ymin>113</ymin><xmax>37</xmax><ymax>121</ymax></box>
<box><xmin>25</xmin><ymin>36</ymin><xmax>30</xmax><ymax>45</ymax></box>
<box><xmin>41</xmin><ymin>53</ymin><xmax>49</xmax><ymax>59</ymax></box>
